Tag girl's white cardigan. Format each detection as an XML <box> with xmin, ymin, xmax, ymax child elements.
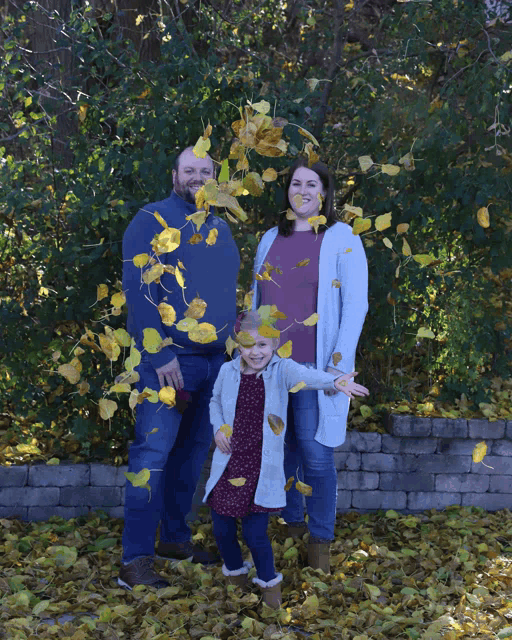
<box><xmin>252</xmin><ymin>222</ymin><xmax>368</xmax><ymax>448</ymax></box>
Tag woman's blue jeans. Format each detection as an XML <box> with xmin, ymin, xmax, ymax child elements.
<box><xmin>122</xmin><ymin>352</ymin><xmax>225</xmax><ymax>564</ymax></box>
<box><xmin>211</xmin><ymin>510</ymin><xmax>277</xmax><ymax>582</ymax></box>
<box><xmin>281</xmin><ymin>367</ymin><xmax>338</xmax><ymax>541</ymax></box>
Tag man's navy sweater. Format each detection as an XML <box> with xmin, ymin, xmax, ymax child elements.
<box><xmin>122</xmin><ymin>191</ymin><xmax>240</xmax><ymax>370</ymax></box>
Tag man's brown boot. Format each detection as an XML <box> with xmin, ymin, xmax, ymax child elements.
<box><xmin>307</xmin><ymin>538</ymin><xmax>330</xmax><ymax>574</ymax></box>
<box><xmin>118</xmin><ymin>556</ymin><xmax>170</xmax><ymax>590</ymax></box>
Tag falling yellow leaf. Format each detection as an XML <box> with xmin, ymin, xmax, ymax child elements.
<box><xmin>113</xmin><ymin>328</ymin><xmax>131</xmax><ymax>347</ymax></box>
<box><xmin>243</xmin><ymin>172</ymin><xmax>265</xmax><ymax>197</ymax></box>
<box><xmin>352</xmin><ymin>217</ymin><xmax>372</xmax><ymax>235</ymax></box>
<box><xmin>205</xmin><ymin>229</ymin><xmax>218</xmax><ymax>245</ymax></box>
<box><xmin>332</xmin><ymin>352</ymin><xmax>342</xmax><ymax>366</ymax></box>
<box><xmin>109</xmin><ymin>383</ymin><xmax>131</xmax><ymax>394</ymax></box>
<box><xmin>140</xmin><ymin>387</ymin><xmax>159</xmax><ymax>403</ymax></box>
<box><xmin>225</xmin><ymin>335</ymin><xmax>237</xmax><ymax>357</ymax></box>
<box><xmin>387</xmin><ymin>292</ymin><xmax>396</xmax><ymax>305</ymax></box>
<box><xmin>308</xmin><ymin>215</ymin><xmax>327</xmax><ymax>234</ymax></box>
<box><xmin>143</xmin><ymin>328</ymin><xmax>162</xmax><ymax>353</ymax></box>
<box><xmin>472</xmin><ymin>441</ymin><xmax>487</xmax><ymax>463</ymax></box>
<box><xmin>383</xmin><ymin>237</ymin><xmax>393</xmax><ymax>249</ymax></box>
<box><xmin>184</xmin><ymin>297</ymin><xmax>207</xmax><ymax>320</ymax></box>
<box><xmin>358</xmin><ymin>156</ymin><xmax>374</xmax><ymax>172</ymax></box>
<box><xmin>413</xmin><ymin>254</ymin><xmax>434</xmax><ymax>266</ymax></box>
<box><xmin>402</xmin><ymin>238</ymin><xmax>412</xmax><ymax>256</ymax></box>
<box><xmin>284</xmin><ymin>476</ymin><xmax>294</xmax><ymax>491</ymax></box>
<box><xmin>158</xmin><ymin>386</ymin><xmax>176</xmax><ymax>406</ymax></box>
<box><xmin>332</xmin><ymin>279</ymin><xmax>341</xmax><ymax>288</ymax></box>
<box><xmin>292</xmin><ymin>194</ymin><xmax>303</xmax><ymax>208</ymax></box>
<box><xmin>157</xmin><ymin>302</ymin><xmax>176</xmax><ymax>326</ymax></box>
<box><xmin>99</xmin><ymin>333</ymin><xmax>121</xmax><ymax>361</ymax></box>
<box><xmin>193</xmin><ymin>135</ymin><xmax>211</xmax><ymax>158</ymax></box>
<box><xmin>302</xmin><ymin>312</ymin><xmax>318</xmax><ymax>327</ymax></box>
<box><xmin>262</xmin><ymin>167</ymin><xmax>278</xmax><ymax>181</ymax></box>
<box><xmin>202</xmin><ymin>123</ymin><xmax>213</xmax><ymax>139</ymax></box>
<box><xmin>153</xmin><ymin>211</ymin><xmax>168</xmax><ymax>229</ymax></box>
<box><xmin>176</xmin><ymin>317</ymin><xmax>198</xmax><ymax>332</ymax></box>
<box><xmin>381</xmin><ymin>164</ymin><xmax>400</xmax><ymax>176</ymax></box>
<box><xmin>286</xmin><ymin>208</ymin><xmax>297</xmax><ymax>220</ymax></box>
<box><xmin>375</xmin><ymin>212</ymin><xmax>392</xmax><ymax>231</ymax></box>
<box><xmin>186</xmin><ymin>210</ymin><xmax>207</xmax><ymax>231</ymax></box>
<box><xmin>277</xmin><ymin>340</ymin><xmax>293</xmax><ymax>358</ymax></box>
<box><xmin>133</xmin><ymin>253</ymin><xmax>149</xmax><ymax>267</ymax></box>
<box><xmin>188</xmin><ymin>233</ymin><xmax>203</xmax><ymax>245</ymax></box>
<box><xmin>78</xmin><ymin>104</ymin><xmax>88</xmax><ymax>123</ymax></box>
<box><xmin>250</xmin><ymin>100</ymin><xmax>271</xmax><ymax>114</ymax></box>
<box><xmin>399</xmin><ymin>152</ymin><xmax>415</xmax><ymax>171</ymax></box>
<box><xmin>189</xmin><ymin>322</ymin><xmax>217</xmax><ymax>344</ymax></box>
<box><xmin>290</xmin><ymin>381</ymin><xmax>307</xmax><ymax>393</ymax></box>
<box><xmin>57</xmin><ymin>363</ymin><xmax>80</xmax><ymax>384</ymax></box>
<box><xmin>228</xmin><ymin>477</ymin><xmax>247</xmax><ymax>487</ymax></box>
<box><xmin>46</xmin><ymin>458</ymin><xmax>60</xmax><ymax>465</ymax></box>
<box><xmin>124</xmin><ymin>468</ymin><xmax>150</xmax><ymax>488</ymax></box>
<box><xmin>268</xmin><ymin>414</ymin><xmax>285</xmax><ymax>435</ymax></box>
<box><xmin>70</xmin><ymin>357</ymin><xmax>82</xmax><ymax>373</ymax></box>
<box><xmin>343</xmin><ymin>204</ymin><xmax>363</xmax><ymax>218</ymax></box>
<box><xmin>77</xmin><ymin>380</ymin><xmax>90</xmax><ymax>396</ymax></box>
<box><xmin>175</xmin><ymin>267</ymin><xmax>185</xmax><ymax>288</ymax></box>
<box><xmin>152</xmin><ymin>228</ymin><xmax>181</xmax><ymax>254</ymax></box>
<box><xmin>397</xmin><ymin>223</ymin><xmax>409</xmax><ymax>234</ymax></box>
<box><xmin>296</xmin><ymin>480</ymin><xmax>313</xmax><ymax>496</ymax></box>
<box><xmin>237</xmin><ymin>331</ymin><xmax>256</xmax><ymax>348</ymax></box>
<box><xmin>258</xmin><ymin>324</ymin><xmax>280</xmax><ymax>339</ymax></box>
<box><xmin>220</xmin><ymin>424</ymin><xmax>232</xmax><ymax>437</ymax></box>
<box><xmin>142</xmin><ymin>264</ymin><xmax>164</xmax><ymax>285</ymax></box>
<box><xmin>298</xmin><ymin>126</ymin><xmax>319</xmax><ymax>147</ymax></box>
<box><xmin>97</xmin><ymin>284</ymin><xmax>108</xmax><ymax>301</ymax></box>
<box><xmin>477</xmin><ymin>207</ymin><xmax>490</xmax><ymax>228</ymax></box>
<box><xmin>111</xmin><ymin>292</ymin><xmax>126</xmax><ymax>308</ymax></box>
<box><xmin>99</xmin><ymin>398</ymin><xmax>118</xmax><ymax>420</ymax></box>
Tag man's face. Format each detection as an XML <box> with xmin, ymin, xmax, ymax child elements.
<box><xmin>172</xmin><ymin>149</ymin><xmax>214</xmax><ymax>204</ymax></box>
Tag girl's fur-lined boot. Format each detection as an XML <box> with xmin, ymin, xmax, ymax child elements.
<box><xmin>222</xmin><ymin>560</ymin><xmax>252</xmax><ymax>590</ymax></box>
<box><xmin>307</xmin><ymin>539</ymin><xmax>330</xmax><ymax>574</ymax></box>
<box><xmin>252</xmin><ymin>572</ymin><xmax>283</xmax><ymax>609</ymax></box>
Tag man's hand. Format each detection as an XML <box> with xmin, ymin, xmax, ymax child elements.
<box><xmin>325</xmin><ymin>366</ymin><xmax>342</xmax><ymax>396</ymax></box>
<box><xmin>155</xmin><ymin>357</ymin><xmax>184</xmax><ymax>390</ymax></box>
<box><xmin>333</xmin><ymin>372</ymin><xmax>369</xmax><ymax>400</ymax></box>
<box><xmin>215</xmin><ymin>429</ymin><xmax>232</xmax><ymax>455</ymax></box>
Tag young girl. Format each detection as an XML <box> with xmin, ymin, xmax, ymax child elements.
<box><xmin>202</xmin><ymin>309</ymin><xmax>369</xmax><ymax>609</ymax></box>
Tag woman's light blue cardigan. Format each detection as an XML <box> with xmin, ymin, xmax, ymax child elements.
<box><xmin>251</xmin><ymin>222</ymin><xmax>368</xmax><ymax>448</ymax></box>
<box><xmin>203</xmin><ymin>355</ymin><xmax>340</xmax><ymax>509</ymax></box>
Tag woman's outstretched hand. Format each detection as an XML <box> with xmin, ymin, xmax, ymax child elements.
<box><xmin>333</xmin><ymin>372</ymin><xmax>369</xmax><ymax>399</ymax></box>
<box><xmin>215</xmin><ymin>429</ymin><xmax>232</xmax><ymax>455</ymax></box>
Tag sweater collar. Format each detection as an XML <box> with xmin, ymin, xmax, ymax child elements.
<box><xmin>169</xmin><ymin>189</ymin><xmax>215</xmax><ymax>224</ymax></box>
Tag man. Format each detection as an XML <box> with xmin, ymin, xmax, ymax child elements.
<box><xmin>118</xmin><ymin>147</ymin><xmax>240</xmax><ymax>589</ymax></box>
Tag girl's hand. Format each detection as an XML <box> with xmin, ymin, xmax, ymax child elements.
<box><xmin>333</xmin><ymin>372</ymin><xmax>369</xmax><ymax>399</ymax></box>
<box><xmin>214</xmin><ymin>429</ymin><xmax>232</xmax><ymax>455</ymax></box>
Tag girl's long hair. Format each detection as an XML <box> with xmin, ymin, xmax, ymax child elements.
<box><xmin>277</xmin><ymin>157</ymin><xmax>337</xmax><ymax>237</ymax></box>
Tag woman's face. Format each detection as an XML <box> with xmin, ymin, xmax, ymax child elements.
<box><xmin>288</xmin><ymin>167</ymin><xmax>326</xmax><ymax>219</ymax></box>
<box><xmin>238</xmin><ymin>329</ymin><xmax>276</xmax><ymax>374</ymax></box>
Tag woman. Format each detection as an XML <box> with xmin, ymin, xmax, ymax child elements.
<box><xmin>251</xmin><ymin>156</ymin><xmax>368</xmax><ymax>573</ymax></box>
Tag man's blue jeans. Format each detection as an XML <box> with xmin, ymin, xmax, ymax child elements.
<box><xmin>211</xmin><ymin>510</ymin><xmax>277</xmax><ymax>582</ymax></box>
<box><xmin>281</xmin><ymin>367</ymin><xmax>338</xmax><ymax>541</ymax></box>
<box><xmin>122</xmin><ymin>352</ymin><xmax>225</xmax><ymax>564</ymax></box>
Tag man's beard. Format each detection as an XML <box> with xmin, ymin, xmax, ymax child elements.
<box><xmin>174</xmin><ymin>178</ymin><xmax>201</xmax><ymax>205</ymax></box>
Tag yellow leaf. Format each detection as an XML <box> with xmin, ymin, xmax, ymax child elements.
<box><xmin>360</xmin><ymin>404</ymin><xmax>373</xmax><ymax>418</ymax></box>
<box><xmin>352</xmin><ymin>217</ymin><xmax>371</xmax><ymax>235</ymax></box>
<box><xmin>78</xmin><ymin>104</ymin><xmax>88</xmax><ymax>123</ymax></box>
<box><xmin>472</xmin><ymin>441</ymin><xmax>487</xmax><ymax>463</ymax></box>
<box><xmin>205</xmin><ymin>228</ymin><xmax>218</xmax><ymax>245</ymax></box>
<box><xmin>125</xmin><ymin>344</ymin><xmax>141</xmax><ymax>371</ymax></box>
<box><xmin>225</xmin><ymin>335</ymin><xmax>237</xmax><ymax>357</ymax></box>
<box><xmin>113</xmin><ymin>328</ymin><xmax>131</xmax><ymax>347</ymax></box>
<box><xmin>220</xmin><ymin>424</ymin><xmax>232</xmax><ymax>437</ymax></box>
<box><xmin>402</xmin><ymin>238</ymin><xmax>412</xmax><ymax>256</ymax></box>
<box><xmin>52</xmin><ymin>350</ymin><xmax>61</xmax><ymax>361</ymax></box>
<box><xmin>175</xmin><ymin>267</ymin><xmax>185</xmax><ymax>288</ymax></box>
<box><xmin>298</xmin><ymin>126</ymin><xmax>320</xmax><ymax>146</ymax></box>
<box><xmin>332</xmin><ymin>279</ymin><xmax>341</xmax><ymax>288</ymax></box>
<box><xmin>153</xmin><ymin>211</ymin><xmax>168</xmax><ymax>228</ymax></box>
<box><xmin>202</xmin><ymin>123</ymin><xmax>213</xmax><ymax>139</ymax></box>
<box><xmin>286</xmin><ymin>208</ymin><xmax>297</xmax><ymax>220</ymax></box>
<box><xmin>383</xmin><ymin>237</ymin><xmax>393</xmax><ymax>249</ymax></box>
<box><xmin>133</xmin><ymin>253</ymin><xmax>149</xmax><ymax>267</ymax></box>
<box><xmin>109</xmin><ymin>383</ymin><xmax>131</xmax><ymax>393</ymax></box>
<box><xmin>57</xmin><ymin>363</ymin><xmax>80</xmax><ymax>384</ymax></box>
<box><xmin>156</xmin><ymin>302</ymin><xmax>175</xmax><ymax>327</ymax></box>
<box><xmin>413</xmin><ymin>254</ymin><xmax>434</xmax><ymax>266</ymax></box>
<box><xmin>141</xmin><ymin>387</ymin><xmax>159</xmax><ymax>403</ymax></box>
<box><xmin>99</xmin><ymin>398</ymin><xmax>118</xmax><ymax>420</ymax></box>
<box><xmin>125</xmin><ymin>468</ymin><xmax>150</xmax><ymax>488</ymax></box>
<box><xmin>302</xmin><ymin>312</ymin><xmax>319</xmax><ymax>326</ymax></box>
<box><xmin>176</xmin><ymin>317</ymin><xmax>198</xmax><ymax>332</ymax></box>
<box><xmin>270</xmin><ymin>305</ymin><xmax>287</xmax><ymax>319</ymax></box>
<box><xmin>375</xmin><ymin>212</ymin><xmax>392</xmax><ymax>231</ymax></box>
<box><xmin>189</xmin><ymin>322</ymin><xmax>217</xmax><ymax>344</ymax></box>
<box><xmin>228</xmin><ymin>477</ymin><xmax>247</xmax><ymax>486</ymax></box>
<box><xmin>143</xmin><ymin>328</ymin><xmax>162</xmax><ymax>353</ymax></box>
<box><xmin>70</xmin><ymin>357</ymin><xmax>82</xmax><ymax>373</ymax></box>
<box><xmin>188</xmin><ymin>233</ymin><xmax>203</xmax><ymax>245</ymax></box>
<box><xmin>258</xmin><ymin>324</ymin><xmax>280</xmax><ymax>338</ymax></box>
<box><xmin>268</xmin><ymin>414</ymin><xmax>285</xmax><ymax>435</ymax></box>
<box><xmin>417</xmin><ymin>327</ymin><xmax>435</xmax><ymax>339</ymax></box>
<box><xmin>185</xmin><ymin>297</ymin><xmax>207</xmax><ymax>319</ymax></box>
<box><xmin>262</xmin><ymin>167</ymin><xmax>278</xmax><ymax>182</ymax></box>
<box><xmin>111</xmin><ymin>292</ymin><xmax>126</xmax><ymax>308</ymax></box>
<box><xmin>292</xmin><ymin>194</ymin><xmax>303</xmax><ymax>208</ymax></box>
<box><xmin>186</xmin><ymin>210</ymin><xmax>207</xmax><ymax>231</ymax></box>
<box><xmin>343</xmin><ymin>204</ymin><xmax>363</xmax><ymax>218</ymax></box>
<box><xmin>250</xmin><ymin>100</ymin><xmax>271</xmax><ymax>114</ymax></box>
<box><xmin>277</xmin><ymin>340</ymin><xmax>292</xmax><ymax>358</ymax></box>
<box><xmin>158</xmin><ymin>386</ymin><xmax>176</xmax><ymax>406</ymax></box>
<box><xmin>237</xmin><ymin>331</ymin><xmax>256</xmax><ymax>347</ymax></box>
<box><xmin>193</xmin><ymin>135</ymin><xmax>211</xmax><ymax>158</ymax></box>
<box><xmin>243</xmin><ymin>172</ymin><xmax>264</xmax><ymax>196</ymax></box>
<box><xmin>129</xmin><ymin>389</ymin><xmax>139</xmax><ymax>410</ymax></box>
<box><xmin>381</xmin><ymin>164</ymin><xmax>400</xmax><ymax>176</ymax></box>
<box><xmin>290</xmin><ymin>381</ymin><xmax>307</xmax><ymax>393</ymax></box>
<box><xmin>284</xmin><ymin>476</ymin><xmax>294</xmax><ymax>491</ymax></box>
<box><xmin>16</xmin><ymin>443</ymin><xmax>42</xmax><ymax>455</ymax></box>
<box><xmin>308</xmin><ymin>214</ymin><xmax>327</xmax><ymax>233</ymax></box>
<box><xmin>399</xmin><ymin>152</ymin><xmax>415</xmax><ymax>171</ymax></box>
<box><xmin>99</xmin><ymin>333</ymin><xmax>121</xmax><ymax>361</ymax></box>
<box><xmin>142</xmin><ymin>263</ymin><xmax>164</xmax><ymax>284</ymax></box>
<box><xmin>97</xmin><ymin>284</ymin><xmax>108</xmax><ymax>301</ymax></box>
<box><xmin>332</xmin><ymin>352</ymin><xmax>342</xmax><ymax>366</ymax></box>
<box><xmin>78</xmin><ymin>380</ymin><xmax>90</xmax><ymax>396</ymax></box>
<box><xmin>153</xmin><ymin>228</ymin><xmax>181</xmax><ymax>254</ymax></box>
<box><xmin>397</xmin><ymin>223</ymin><xmax>409</xmax><ymax>234</ymax></box>
<box><xmin>477</xmin><ymin>207</ymin><xmax>490</xmax><ymax>228</ymax></box>
<box><xmin>358</xmin><ymin>155</ymin><xmax>374</xmax><ymax>172</ymax></box>
<box><xmin>296</xmin><ymin>480</ymin><xmax>313</xmax><ymax>496</ymax></box>
<box><xmin>499</xmin><ymin>50</ymin><xmax>512</xmax><ymax>63</ymax></box>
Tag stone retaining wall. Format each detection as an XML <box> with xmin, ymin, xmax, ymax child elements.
<box><xmin>0</xmin><ymin>415</ymin><xmax>510</xmax><ymax>521</ymax></box>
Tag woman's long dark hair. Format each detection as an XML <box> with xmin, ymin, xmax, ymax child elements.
<box><xmin>277</xmin><ymin>157</ymin><xmax>337</xmax><ymax>237</ymax></box>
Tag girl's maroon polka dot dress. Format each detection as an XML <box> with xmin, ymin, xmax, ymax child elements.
<box><xmin>208</xmin><ymin>372</ymin><xmax>282</xmax><ymax>517</ymax></box>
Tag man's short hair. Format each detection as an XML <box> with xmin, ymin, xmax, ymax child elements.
<box><xmin>173</xmin><ymin>146</ymin><xmax>214</xmax><ymax>174</ymax></box>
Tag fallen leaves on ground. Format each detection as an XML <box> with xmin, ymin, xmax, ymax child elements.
<box><xmin>0</xmin><ymin>507</ymin><xmax>511</xmax><ymax>639</ymax></box>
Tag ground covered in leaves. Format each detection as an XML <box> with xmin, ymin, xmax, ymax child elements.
<box><xmin>1</xmin><ymin>507</ymin><xmax>512</xmax><ymax>640</ymax></box>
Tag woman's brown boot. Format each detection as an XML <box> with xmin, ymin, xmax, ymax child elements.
<box><xmin>307</xmin><ymin>538</ymin><xmax>330</xmax><ymax>574</ymax></box>
<box><xmin>222</xmin><ymin>560</ymin><xmax>252</xmax><ymax>590</ymax></box>
<box><xmin>286</xmin><ymin>521</ymin><xmax>308</xmax><ymax>539</ymax></box>
<box><xmin>252</xmin><ymin>572</ymin><xmax>283</xmax><ymax>609</ymax></box>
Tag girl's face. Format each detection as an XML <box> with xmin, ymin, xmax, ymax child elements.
<box><xmin>288</xmin><ymin>167</ymin><xmax>326</xmax><ymax>219</ymax></box>
<box><xmin>239</xmin><ymin>329</ymin><xmax>276</xmax><ymax>374</ymax></box>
